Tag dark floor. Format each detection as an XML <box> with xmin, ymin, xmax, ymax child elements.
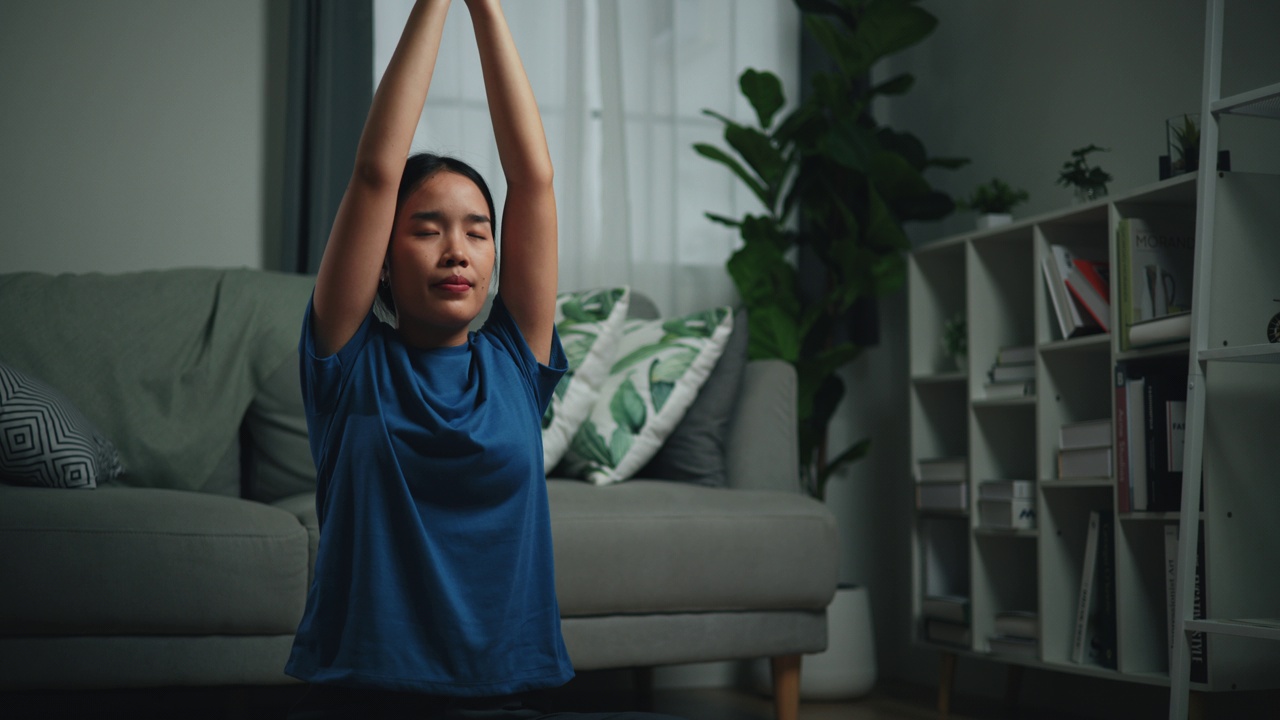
<box><xmin>0</xmin><ymin>676</ymin><xmax>1064</xmax><ymax>720</ymax></box>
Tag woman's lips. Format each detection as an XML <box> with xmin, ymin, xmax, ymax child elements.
<box><xmin>434</xmin><ymin>277</ymin><xmax>473</xmax><ymax>293</ymax></box>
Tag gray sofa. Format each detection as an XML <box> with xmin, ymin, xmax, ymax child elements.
<box><xmin>0</xmin><ymin>268</ymin><xmax>838</xmax><ymax>718</ymax></box>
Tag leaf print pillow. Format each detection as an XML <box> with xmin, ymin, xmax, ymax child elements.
<box><xmin>543</xmin><ymin>287</ymin><xmax>631</xmax><ymax>470</ymax></box>
<box><xmin>562</xmin><ymin>306</ymin><xmax>734</xmax><ymax>486</ymax></box>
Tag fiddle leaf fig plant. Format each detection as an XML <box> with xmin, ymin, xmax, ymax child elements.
<box><xmin>694</xmin><ymin>0</ymin><xmax>966</xmax><ymax>500</ymax></box>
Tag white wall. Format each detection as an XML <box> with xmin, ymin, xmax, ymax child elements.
<box><xmin>831</xmin><ymin>0</ymin><xmax>1280</xmax><ymax>712</ymax></box>
<box><xmin>0</xmin><ymin>0</ymin><xmax>288</xmax><ymax>274</ymax></box>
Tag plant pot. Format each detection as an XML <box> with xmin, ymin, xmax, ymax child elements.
<box><xmin>975</xmin><ymin>213</ymin><xmax>1012</xmax><ymax>230</ymax></box>
<box><xmin>751</xmin><ymin>584</ymin><xmax>877</xmax><ymax>700</ymax></box>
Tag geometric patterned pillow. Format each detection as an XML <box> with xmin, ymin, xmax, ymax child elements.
<box><xmin>0</xmin><ymin>361</ymin><xmax>124</xmax><ymax>489</ymax></box>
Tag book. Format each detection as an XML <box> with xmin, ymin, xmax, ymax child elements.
<box><xmin>1145</xmin><ymin>368</ymin><xmax>1188</xmax><ymax>512</ymax></box>
<box><xmin>988</xmin><ymin>634</ymin><xmax>1038</xmax><ymax>658</ymax></box>
<box><xmin>1072</xmin><ymin>510</ymin><xmax>1102</xmax><ymax>663</ymax></box>
<box><xmin>925</xmin><ymin>618</ymin><xmax>971</xmax><ymax>647</ymax></box>
<box><xmin>1129</xmin><ymin>375</ymin><xmax>1149</xmax><ymax>511</ymax></box>
<box><xmin>987</xmin><ymin>362</ymin><xmax>1035</xmax><ymax>383</ymax></box>
<box><xmin>1165</xmin><ymin>524</ymin><xmax>1207</xmax><ymax>683</ymax></box>
<box><xmin>1130</xmin><ymin>310</ymin><xmax>1192</xmax><ymax>348</ymax></box>
<box><xmin>1116</xmin><ymin>212</ymin><xmax>1196</xmax><ymax>351</ymax></box>
<box><xmin>994</xmin><ymin>610</ymin><xmax>1040</xmax><ymax>640</ymax></box>
<box><xmin>981</xmin><ymin>379</ymin><xmax>1036</xmax><ymax>399</ymax></box>
<box><xmin>922</xmin><ymin>593</ymin><xmax>970</xmax><ymax>623</ymax></box>
<box><xmin>1114</xmin><ymin>364</ymin><xmax>1131</xmax><ymax>513</ymax></box>
<box><xmin>915</xmin><ymin>456</ymin><xmax>967</xmax><ymax>482</ymax></box>
<box><xmin>1058</xmin><ymin>446</ymin><xmax>1112</xmax><ymax>479</ymax></box>
<box><xmin>978</xmin><ymin>498</ymin><xmax>1036</xmax><ymax>529</ymax></box>
<box><xmin>1044</xmin><ymin>244</ymin><xmax>1103</xmax><ymax>339</ymax></box>
<box><xmin>1090</xmin><ymin>511</ymin><xmax>1117</xmax><ymax>669</ymax></box>
<box><xmin>996</xmin><ymin>344</ymin><xmax>1036</xmax><ymax>365</ymax></box>
<box><xmin>1059</xmin><ymin>418</ymin><xmax>1113</xmax><ymax>450</ymax></box>
<box><xmin>1065</xmin><ymin>257</ymin><xmax>1111</xmax><ymax>330</ymax></box>
<box><xmin>916</xmin><ymin>481</ymin><xmax>968</xmax><ymax>511</ymax></box>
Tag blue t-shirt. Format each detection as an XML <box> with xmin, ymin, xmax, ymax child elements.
<box><xmin>285</xmin><ymin>295</ymin><xmax>574</xmax><ymax>696</ymax></box>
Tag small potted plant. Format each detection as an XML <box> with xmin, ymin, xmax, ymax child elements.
<box><xmin>959</xmin><ymin>178</ymin><xmax>1029</xmax><ymax>229</ymax></box>
<box><xmin>941</xmin><ymin>312</ymin><xmax>967</xmax><ymax>372</ymax></box>
<box><xmin>1168</xmin><ymin>114</ymin><xmax>1200</xmax><ymax>175</ymax></box>
<box><xmin>1057</xmin><ymin>144</ymin><xmax>1113</xmax><ymax>202</ymax></box>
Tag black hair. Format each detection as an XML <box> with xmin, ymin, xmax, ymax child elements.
<box><xmin>377</xmin><ymin>153</ymin><xmax>498</xmax><ymax>318</ymax></box>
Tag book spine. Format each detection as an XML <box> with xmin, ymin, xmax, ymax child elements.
<box><xmin>1130</xmin><ymin>376</ymin><xmax>1149</xmax><ymax>511</ymax></box>
<box><xmin>1114</xmin><ymin>363</ymin><xmax>1131</xmax><ymax>514</ymax></box>
<box><xmin>1147</xmin><ymin>371</ymin><xmax>1187</xmax><ymax>512</ymax></box>
<box><xmin>1072</xmin><ymin>511</ymin><xmax>1101</xmax><ymax>663</ymax></box>
<box><xmin>1164</xmin><ymin>525</ymin><xmax>1178</xmax><ymax>662</ymax></box>
<box><xmin>1066</xmin><ymin>274</ymin><xmax>1110</xmax><ymax>330</ymax></box>
<box><xmin>1042</xmin><ymin>256</ymin><xmax>1073</xmax><ymax>340</ymax></box>
<box><xmin>1191</xmin><ymin>528</ymin><xmax>1207</xmax><ymax>683</ymax></box>
<box><xmin>1093</xmin><ymin>511</ymin><xmax>1117</xmax><ymax>669</ymax></box>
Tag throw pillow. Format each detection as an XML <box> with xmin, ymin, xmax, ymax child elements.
<box><xmin>0</xmin><ymin>362</ymin><xmax>125</xmax><ymax>489</ymax></box>
<box><xmin>637</xmin><ymin>307</ymin><xmax>748</xmax><ymax>486</ymax></box>
<box><xmin>543</xmin><ymin>287</ymin><xmax>631</xmax><ymax>470</ymax></box>
<box><xmin>562</xmin><ymin>306</ymin><xmax>734</xmax><ymax>486</ymax></box>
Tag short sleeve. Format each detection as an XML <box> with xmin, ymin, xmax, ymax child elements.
<box><xmin>479</xmin><ymin>295</ymin><xmax>567</xmax><ymax>414</ymax></box>
<box><xmin>298</xmin><ymin>296</ymin><xmax>377</xmax><ymax>417</ymax></box>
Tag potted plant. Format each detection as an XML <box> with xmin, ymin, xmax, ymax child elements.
<box><xmin>958</xmin><ymin>178</ymin><xmax>1029</xmax><ymax>229</ymax></box>
<box><xmin>940</xmin><ymin>312</ymin><xmax>967</xmax><ymax>372</ymax></box>
<box><xmin>1057</xmin><ymin>144</ymin><xmax>1112</xmax><ymax>202</ymax></box>
<box><xmin>1168</xmin><ymin>113</ymin><xmax>1200</xmax><ymax>175</ymax></box>
<box><xmin>693</xmin><ymin>0</ymin><xmax>966</xmax><ymax>503</ymax></box>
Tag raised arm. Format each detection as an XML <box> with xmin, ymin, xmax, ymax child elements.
<box><xmin>311</xmin><ymin>0</ymin><xmax>451</xmax><ymax>357</ymax></box>
<box><xmin>466</xmin><ymin>0</ymin><xmax>558</xmax><ymax>365</ymax></box>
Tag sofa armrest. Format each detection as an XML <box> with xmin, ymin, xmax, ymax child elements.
<box><xmin>724</xmin><ymin>359</ymin><xmax>800</xmax><ymax>493</ymax></box>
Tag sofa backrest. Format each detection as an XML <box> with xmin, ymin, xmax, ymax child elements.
<box><xmin>0</xmin><ymin>269</ymin><xmax>317</xmax><ymax>498</ymax></box>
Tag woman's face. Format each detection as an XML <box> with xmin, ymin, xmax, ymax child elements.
<box><xmin>386</xmin><ymin>170</ymin><xmax>496</xmax><ymax>347</ymax></box>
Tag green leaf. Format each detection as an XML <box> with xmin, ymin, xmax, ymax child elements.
<box><xmin>562</xmin><ymin>334</ymin><xmax>595</xmax><ymax>369</ymax></box>
<box><xmin>650</xmin><ymin>379</ymin><xmax>675</xmax><ymax>413</ymax></box>
<box><xmin>868</xmin><ymin>72</ymin><xmax>915</xmax><ymax>97</ymax></box>
<box><xmin>703</xmin><ymin>111</ymin><xmax>787</xmax><ymax>205</ymax></box>
<box><xmin>693</xmin><ymin>142</ymin><xmax>770</xmax><ymax>208</ymax></box>
<box><xmin>559</xmin><ymin>296</ymin><xmax>593</xmax><ymax>324</ymax></box>
<box><xmin>570</xmin><ymin>419</ymin><xmax>614</xmax><ymax>468</ymax></box>
<box><xmin>610</xmin><ymin>426</ymin><xmax>633</xmax><ymax>466</ymax></box>
<box><xmin>842</xmin><ymin>1</ymin><xmax>938</xmax><ymax>79</ymax></box>
<box><xmin>748</xmin><ymin>305</ymin><xmax>801</xmax><ymax>362</ymax></box>
<box><xmin>611</xmin><ymin>343</ymin><xmax>667</xmax><ymax>375</ymax></box>
<box><xmin>727</xmin><ymin>242</ymin><xmax>799</xmax><ymax>314</ymax></box>
<box><xmin>650</xmin><ymin>349</ymin><xmax>695</xmax><ymax>384</ymax></box>
<box><xmin>662</xmin><ymin>308</ymin><xmax>728</xmax><ymax>340</ymax></box>
<box><xmin>609</xmin><ymin>375</ymin><xmax>647</xmax><ymax>433</ymax></box>
<box><xmin>739</xmin><ymin>68</ymin><xmax>786</xmax><ymax>129</ymax></box>
<box><xmin>705</xmin><ymin>212</ymin><xmax>742</xmax><ymax>228</ymax></box>
<box><xmin>816</xmin><ymin>438</ymin><xmax>872</xmax><ymax>499</ymax></box>
<box><xmin>868</xmin><ymin>150</ymin><xmax>931</xmax><ymax>202</ymax></box>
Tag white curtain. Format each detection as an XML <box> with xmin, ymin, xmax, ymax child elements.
<box><xmin>373</xmin><ymin>0</ymin><xmax>800</xmax><ymax>317</ymax></box>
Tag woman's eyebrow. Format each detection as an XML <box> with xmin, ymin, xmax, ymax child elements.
<box><xmin>408</xmin><ymin>210</ymin><xmax>491</xmax><ymax>225</ymax></box>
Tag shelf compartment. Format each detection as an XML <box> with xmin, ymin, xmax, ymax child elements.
<box><xmin>1203</xmin><ymin>174</ymin><xmax>1280</xmax><ymax>350</ymax></box>
<box><xmin>910</xmin><ymin>242</ymin><xmax>967</xmax><ymax>377</ymax></box>
<box><xmin>1198</xmin><ymin>343</ymin><xmax>1280</xmax><ymax>364</ymax></box>
<box><xmin>911</xmin><ymin>381</ymin><xmax>968</xmax><ymax>463</ymax></box>
<box><xmin>1037</xmin><ymin>486</ymin><xmax>1113</xmax><ymax>667</ymax></box>
<box><xmin>1114</xmin><ymin>519</ymin><xmax>1176</xmax><ymax>676</ymax></box>
<box><xmin>972</xmin><ymin>533</ymin><xmax>1038</xmax><ymax>649</ymax></box>
<box><xmin>1210</xmin><ymin>81</ymin><xmax>1280</xmax><ymax>119</ymax></box>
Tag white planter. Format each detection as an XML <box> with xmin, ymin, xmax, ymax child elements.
<box><xmin>752</xmin><ymin>585</ymin><xmax>877</xmax><ymax>700</ymax></box>
<box><xmin>976</xmin><ymin>213</ymin><xmax>1013</xmax><ymax>229</ymax></box>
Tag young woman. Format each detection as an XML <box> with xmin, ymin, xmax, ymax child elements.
<box><xmin>284</xmin><ymin>1</ymin><xmax>685</xmax><ymax>718</ymax></box>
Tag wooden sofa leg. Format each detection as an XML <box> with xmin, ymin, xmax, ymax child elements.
<box><xmin>938</xmin><ymin>651</ymin><xmax>956</xmax><ymax>719</ymax></box>
<box><xmin>770</xmin><ymin>654</ymin><xmax>801</xmax><ymax>720</ymax></box>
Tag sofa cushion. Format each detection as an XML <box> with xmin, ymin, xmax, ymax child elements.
<box><xmin>0</xmin><ymin>362</ymin><xmax>124</xmax><ymax>489</ymax></box>
<box><xmin>637</xmin><ymin>308</ymin><xmax>748</xmax><ymax>487</ymax></box>
<box><xmin>543</xmin><ymin>287</ymin><xmax>631</xmax><ymax>472</ymax></box>
<box><xmin>547</xmin><ymin>479</ymin><xmax>838</xmax><ymax>616</ymax></box>
<box><xmin>243</xmin><ymin>360</ymin><xmax>317</xmax><ymax>503</ymax></box>
<box><xmin>562</xmin><ymin>308</ymin><xmax>733</xmax><ymax>486</ymax></box>
<box><xmin>0</xmin><ymin>486</ymin><xmax>309</xmax><ymax>636</ymax></box>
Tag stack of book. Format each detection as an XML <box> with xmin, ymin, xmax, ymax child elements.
<box><xmin>1114</xmin><ymin>360</ymin><xmax>1188</xmax><ymax>512</ymax></box>
<box><xmin>988</xmin><ymin>610</ymin><xmax>1039</xmax><ymax>659</ymax></box>
<box><xmin>1115</xmin><ymin>213</ymin><xmax>1196</xmax><ymax>350</ymax></box>
<box><xmin>1073</xmin><ymin>510</ymin><xmax>1117</xmax><ymax>669</ymax></box>
<box><xmin>983</xmin><ymin>345</ymin><xmax>1035</xmax><ymax>399</ymax></box>
<box><xmin>915</xmin><ymin>457</ymin><xmax>967</xmax><ymax>512</ymax></box>
<box><xmin>1042</xmin><ymin>243</ymin><xmax>1108</xmax><ymax>339</ymax></box>
<box><xmin>1057</xmin><ymin>418</ymin><xmax>1113</xmax><ymax>480</ymax></box>
<box><xmin>977</xmin><ymin>480</ymin><xmax>1036</xmax><ymax>530</ymax></box>
<box><xmin>922</xmin><ymin>594</ymin><xmax>971</xmax><ymax>648</ymax></box>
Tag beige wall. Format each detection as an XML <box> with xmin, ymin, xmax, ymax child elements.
<box><xmin>0</xmin><ymin>0</ymin><xmax>289</xmax><ymax>274</ymax></box>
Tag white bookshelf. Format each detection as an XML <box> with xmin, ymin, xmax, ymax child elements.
<box><xmin>908</xmin><ymin>161</ymin><xmax>1280</xmax><ymax>711</ymax></box>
